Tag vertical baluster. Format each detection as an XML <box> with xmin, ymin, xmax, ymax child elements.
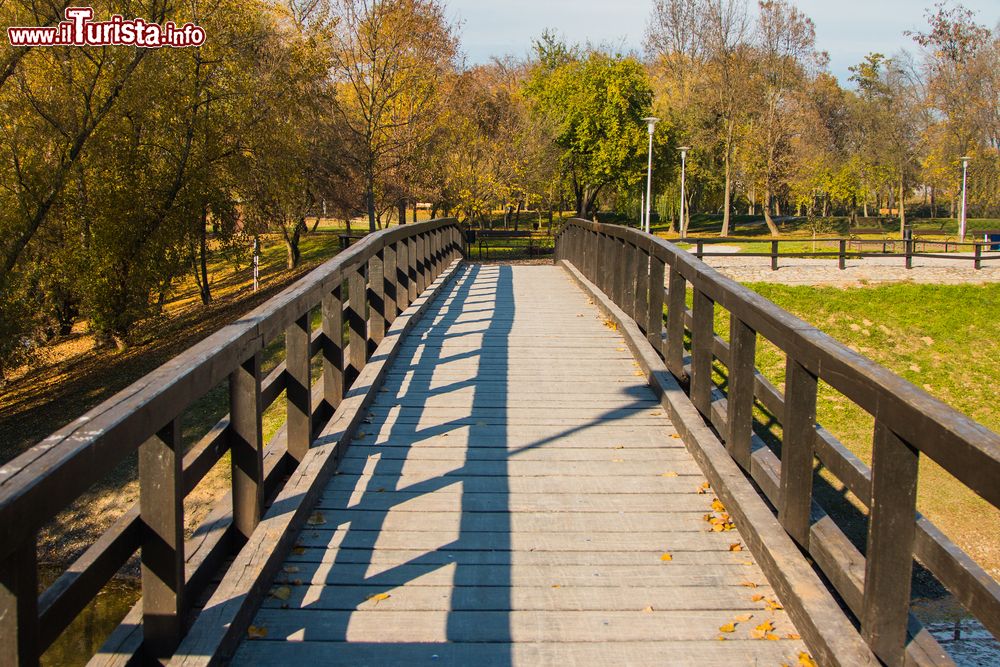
<box><xmin>646</xmin><ymin>254</ymin><xmax>665</xmax><ymax>353</ymax></box>
<box><xmin>634</xmin><ymin>249</ymin><xmax>648</xmax><ymax>327</ymax></box>
<box><xmin>286</xmin><ymin>313</ymin><xmax>311</xmax><ymax>460</ymax></box>
<box><xmin>862</xmin><ymin>422</ymin><xmax>919</xmax><ymax>666</ymax></box>
<box><xmin>726</xmin><ymin>317</ymin><xmax>757</xmax><ymax>469</ymax></box>
<box><xmin>622</xmin><ymin>242</ymin><xmax>636</xmax><ymax>316</ymax></box>
<box><xmin>230</xmin><ymin>352</ymin><xmax>264</xmax><ymax>541</ymax></box>
<box><xmin>397</xmin><ymin>238</ymin><xmax>411</xmax><ymax>311</ymax></box>
<box><xmin>368</xmin><ymin>252</ymin><xmax>385</xmax><ymax>354</ymax></box>
<box><xmin>0</xmin><ymin>538</ymin><xmax>39</xmax><ymax>666</ymax></box>
<box><xmin>322</xmin><ymin>282</ymin><xmax>344</xmax><ymax>412</ymax></box>
<box><xmin>139</xmin><ymin>418</ymin><xmax>185</xmax><ymax>658</ymax></box>
<box><xmin>346</xmin><ymin>262</ymin><xmax>367</xmax><ymax>388</ymax></box>
<box><xmin>690</xmin><ymin>288</ymin><xmax>715</xmax><ymax>415</ymax></box>
<box><xmin>416</xmin><ymin>233</ymin><xmax>428</xmax><ymax>294</ymax></box>
<box><xmin>665</xmin><ymin>268</ymin><xmax>687</xmax><ymax>378</ymax></box>
<box><xmin>383</xmin><ymin>243</ymin><xmax>398</xmax><ymax>326</ymax></box>
<box><xmin>407</xmin><ymin>235</ymin><xmax>418</xmax><ymax>304</ymax></box>
<box><xmin>779</xmin><ymin>357</ymin><xmax>818</xmax><ymax>546</ymax></box>
<box><xmin>613</xmin><ymin>237</ymin><xmax>626</xmax><ymax>305</ymax></box>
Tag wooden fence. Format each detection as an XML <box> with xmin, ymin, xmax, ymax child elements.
<box><xmin>556</xmin><ymin>219</ymin><xmax>1000</xmax><ymax>666</ymax></box>
<box><xmin>0</xmin><ymin>218</ymin><xmax>463</xmax><ymax>666</ymax></box>
<box><xmin>681</xmin><ymin>235</ymin><xmax>1000</xmax><ymax>270</ymax></box>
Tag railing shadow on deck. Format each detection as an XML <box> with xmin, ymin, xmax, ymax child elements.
<box><xmin>249</xmin><ymin>263</ymin><xmax>670</xmax><ymax>663</ymax></box>
<box><xmin>555</xmin><ymin>218</ymin><xmax>1000</xmax><ymax>667</ymax></box>
<box><xmin>0</xmin><ymin>219</ymin><xmax>465</xmax><ymax>665</ymax></box>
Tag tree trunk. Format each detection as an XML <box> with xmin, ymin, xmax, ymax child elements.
<box><xmin>198</xmin><ymin>206</ymin><xmax>211</xmax><ymax>304</ymax></box>
<box><xmin>397</xmin><ymin>199</ymin><xmax>407</xmax><ymax>226</ymax></box>
<box><xmin>930</xmin><ymin>184</ymin><xmax>937</xmax><ymax>219</ymax></box>
<box><xmin>366</xmin><ymin>178</ymin><xmax>377</xmax><ymax>233</ymax></box>
<box><xmin>285</xmin><ymin>219</ymin><xmax>304</xmax><ymax>268</ymax></box>
<box><xmin>514</xmin><ymin>200</ymin><xmax>522</xmax><ymax>231</ymax></box>
<box><xmin>898</xmin><ymin>177</ymin><xmax>906</xmax><ymax>237</ymax></box>
<box><xmin>412</xmin><ymin>201</ymin><xmax>418</xmax><ymax>223</ymax></box>
<box><xmin>763</xmin><ymin>189</ymin><xmax>779</xmax><ymax>236</ymax></box>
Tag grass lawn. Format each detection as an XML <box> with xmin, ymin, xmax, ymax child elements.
<box><xmin>719</xmin><ymin>282</ymin><xmax>1000</xmax><ymax>580</ymax></box>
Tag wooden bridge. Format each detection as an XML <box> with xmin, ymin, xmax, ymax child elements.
<box><xmin>1</xmin><ymin>219</ymin><xmax>998</xmax><ymax>666</ymax></box>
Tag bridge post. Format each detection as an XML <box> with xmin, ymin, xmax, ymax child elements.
<box><xmin>397</xmin><ymin>240</ymin><xmax>411</xmax><ymax>311</ymax></box>
<box><xmin>725</xmin><ymin>318</ymin><xmax>757</xmax><ymax>469</ymax></box>
<box><xmin>139</xmin><ymin>418</ymin><xmax>185</xmax><ymax>658</ymax></box>
<box><xmin>613</xmin><ymin>237</ymin><xmax>627</xmax><ymax>305</ymax></box>
<box><xmin>634</xmin><ymin>250</ymin><xmax>649</xmax><ymax>332</ymax></box>
<box><xmin>665</xmin><ymin>269</ymin><xmax>687</xmax><ymax>379</ymax></box>
<box><xmin>346</xmin><ymin>263</ymin><xmax>368</xmax><ymax>387</ymax></box>
<box><xmin>975</xmin><ymin>242</ymin><xmax>982</xmax><ymax>270</ymax></box>
<box><xmin>416</xmin><ymin>233</ymin><xmax>427</xmax><ymax>294</ymax></box>
<box><xmin>862</xmin><ymin>423</ymin><xmax>919</xmax><ymax>666</ymax></box>
<box><xmin>407</xmin><ymin>236</ymin><xmax>418</xmax><ymax>304</ymax></box>
<box><xmin>839</xmin><ymin>239</ymin><xmax>847</xmax><ymax>270</ymax></box>
<box><xmin>646</xmin><ymin>255</ymin><xmax>665</xmax><ymax>352</ymax></box>
<box><xmin>322</xmin><ymin>283</ymin><xmax>345</xmax><ymax>411</ymax></box>
<box><xmin>689</xmin><ymin>289</ymin><xmax>715</xmax><ymax>415</ymax></box>
<box><xmin>779</xmin><ymin>358</ymin><xmax>818</xmax><ymax>547</ymax></box>
<box><xmin>623</xmin><ymin>242</ymin><xmax>637</xmax><ymax>322</ymax></box>
<box><xmin>0</xmin><ymin>538</ymin><xmax>39</xmax><ymax>666</ymax></box>
<box><xmin>286</xmin><ymin>314</ymin><xmax>312</xmax><ymax>460</ymax></box>
<box><xmin>383</xmin><ymin>244</ymin><xmax>398</xmax><ymax>326</ymax></box>
<box><xmin>771</xmin><ymin>241</ymin><xmax>779</xmax><ymax>271</ymax></box>
<box><xmin>368</xmin><ymin>252</ymin><xmax>386</xmax><ymax>354</ymax></box>
<box><xmin>230</xmin><ymin>352</ymin><xmax>264</xmax><ymax>541</ymax></box>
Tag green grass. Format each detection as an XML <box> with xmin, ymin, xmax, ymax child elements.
<box><xmin>694</xmin><ymin>282</ymin><xmax>1000</xmax><ymax>579</ymax></box>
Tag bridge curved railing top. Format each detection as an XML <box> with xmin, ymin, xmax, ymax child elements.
<box><xmin>0</xmin><ymin>218</ymin><xmax>463</xmax><ymax>663</ymax></box>
<box><xmin>556</xmin><ymin>218</ymin><xmax>1000</xmax><ymax>666</ymax></box>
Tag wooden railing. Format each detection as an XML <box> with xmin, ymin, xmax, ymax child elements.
<box><xmin>0</xmin><ymin>219</ymin><xmax>463</xmax><ymax>666</ymax></box>
<box><xmin>556</xmin><ymin>219</ymin><xmax>1000</xmax><ymax>666</ymax></box>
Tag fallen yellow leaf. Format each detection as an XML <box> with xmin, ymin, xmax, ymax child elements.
<box><xmin>786</xmin><ymin>633</ymin><xmax>801</xmax><ymax>640</ymax></box>
<box><xmin>661</xmin><ymin>471</ymin><xmax>679</xmax><ymax>477</ymax></box>
<box><xmin>551</xmin><ymin>584</ymin><xmax>561</xmax><ymax>588</ymax></box>
<box><xmin>765</xmin><ymin>598</ymin><xmax>784</xmax><ymax>611</ymax></box>
<box><xmin>733</xmin><ymin>613</ymin><xmax>754</xmax><ymax>622</ymax></box>
<box><xmin>798</xmin><ymin>652</ymin><xmax>818</xmax><ymax>667</ymax></box>
<box><xmin>613</xmin><ymin>444</ymin><xmax>625</xmax><ymax>449</ymax></box>
<box><xmin>366</xmin><ymin>592</ymin><xmax>391</xmax><ymax>604</ymax></box>
<box><xmin>751</xmin><ymin>594</ymin><xmax>766</xmax><ymax>602</ymax></box>
<box><xmin>765</xmin><ymin>633</ymin><xmax>780</xmax><ymax>641</ymax></box>
<box><xmin>711</xmin><ymin>499</ymin><xmax>726</xmax><ymax>512</ymax></box>
<box><xmin>291</xmin><ymin>546</ymin><xmax>306</xmax><ymax>555</ymax></box>
<box><xmin>306</xmin><ymin>512</ymin><xmax>326</xmax><ymax>526</ymax></box>
<box><xmin>642</xmin><ymin>605</ymin><xmax>654</xmax><ymax>613</ymax></box>
<box><xmin>670</xmin><ymin>433</ymin><xmax>682</xmax><ymax>439</ymax></box>
<box><xmin>740</xmin><ymin>581</ymin><xmax>758</xmax><ymax>588</ymax></box>
<box><xmin>247</xmin><ymin>625</ymin><xmax>268</xmax><ymax>639</ymax></box>
<box><xmin>269</xmin><ymin>586</ymin><xmax>291</xmax><ymax>601</ymax></box>
<box><xmin>755</xmin><ymin>620</ymin><xmax>774</xmax><ymax>632</ymax></box>
<box><xmin>660</xmin><ymin>552</ymin><xmax>673</xmax><ymax>562</ymax></box>
<box><xmin>729</xmin><ymin>543</ymin><xmax>743</xmax><ymax>552</ymax></box>
<box><xmin>283</xmin><ymin>565</ymin><xmax>300</xmax><ymax>574</ymax></box>
<box><xmin>719</xmin><ymin>622</ymin><xmax>736</xmax><ymax>633</ymax></box>
<box><xmin>750</xmin><ymin>628</ymin><xmax>766</xmax><ymax>640</ymax></box>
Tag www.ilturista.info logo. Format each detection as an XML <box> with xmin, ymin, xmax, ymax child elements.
<box><xmin>7</xmin><ymin>7</ymin><xmax>206</xmax><ymax>48</ymax></box>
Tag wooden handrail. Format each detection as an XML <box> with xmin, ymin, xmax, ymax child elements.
<box><xmin>0</xmin><ymin>219</ymin><xmax>463</xmax><ymax>665</ymax></box>
<box><xmin>556</xmin><ymin>218</ymin><xmax>1000</xmax><ymax>666</ymax></box>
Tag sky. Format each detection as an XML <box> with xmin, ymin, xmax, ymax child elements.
<box><xmin>446</xmin><ymin>0</ymin><xmax>999</xmax><ymax>85</ymax></box>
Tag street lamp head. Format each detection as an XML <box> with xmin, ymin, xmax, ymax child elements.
<box><xmin>678</xmin><ymin>146</ymin><xmax>691</xmax><ymax>154</ymax></box>
<box><xmin>960</xmin><ymin>156</ymin><xmax>972</xmax><ymax>166</ymax></box>
<box><xmin>643</xmin><ymin>117</ymin><xmax>659</xmax><ymax>134</ymax></box>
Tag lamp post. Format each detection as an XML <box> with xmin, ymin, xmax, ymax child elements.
<box><xmin>959</xmin><ymin>156</ymin><xmax>971</xmax><ymax>242</ymax></box>
<box><xmin>678</xmin><ymin>146</ymin><xmax>691</xmax><ymax>237</ymax></box>
<box><xmin>642</xmin><ymin>117</ymin><xmax>659</xmax><ymax>234</ymax></box>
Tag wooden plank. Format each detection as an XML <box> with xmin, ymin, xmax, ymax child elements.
<box><xmin>0</xmin><ymin>539</ymin><xmax>38</xmax><ymax>666</ymax></box>
<box><xmin>726</xmin><ymin>316</ymin><xmax>756</xmax><ymax>469</ymax></box>
<box><xmin>285</xmin><ymin>313</ymin><xmax>311</xmax><ymax>463</ymax></box>
<box><xmin>321</xmin><ymin>283</ymin><xmax>345</xmax><ymax>413</ymax></box>
<box><xmin>862</xmin><ymin>422</ymin><xmax>919</xmax><ymax>666</ymax></box>
<box><xmin>229</xmin><ymin>353</ymin><xmax>263</xmax><ymax>542</ymax></box>
<box><xmin>779</xmin><ymin>357</ymin><xmax>818</xmax><ymax>548</ymax></box>
<box><xmin>346</xmin><ymin>263</ymin><xmax>367</xmax><ymax>389</ymax></box>
<box><xmin>665</xmin><ymin>268</ymin><xmax>686</xmax><ymax>378</ymax></box>
<box><xmin>315</xmin><ymin>491</ymin><xmax>714</xmax><ymax>514</ymax></box>
<box><xmin>139</xmin><ymin>418</ymin><xmax>185</xmax><ymax>658</ymax></box>
<box><xmin>333</xmin><ymin>458</ymin><xmax>701</xmax><ymax>478</ymax></box>
<box><xmin>689</xmin><ymin>288</ymin><xmax>715</xmax><ymax>415</ymax></box>
<box><xmin>367</xmin><ymin>252</ymin><xmax>385</xmax><ymax>353</ymax></box>
<box><xmin>382</xmin><ymin>244</ymin><xmax>398</xmax><ymax>325</ymax></box>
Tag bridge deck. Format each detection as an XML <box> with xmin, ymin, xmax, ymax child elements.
<box><xmin>234</xmin><ymin>264</ymin><xmax>808</xmax><ymax>665</ymax></box>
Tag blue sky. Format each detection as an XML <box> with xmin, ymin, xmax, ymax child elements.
<box><xmin>446</xmin><ymin>0</ymin><xmax>999</xmax><ymax>85</ymax></box>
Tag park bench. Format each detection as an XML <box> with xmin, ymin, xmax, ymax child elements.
<box><xmin>471</xmin><ymin>229</ymin><xmax>536</xmax><ymax>259</ymax></box>
<box><xmin>338</xmin><ymin>232</ymin><xmax>368</xmax><ymax>249</ymax></box>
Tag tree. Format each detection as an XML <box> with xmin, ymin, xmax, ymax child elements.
<box><xmin>328</xmin><ymin>0</ymin><xmax>458</xmax><ymax>232</ymax></box>
<box><xmin>526</xmin><ymin>42</ymin><xmax>655</xmax><ymax>218</ymax></box>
